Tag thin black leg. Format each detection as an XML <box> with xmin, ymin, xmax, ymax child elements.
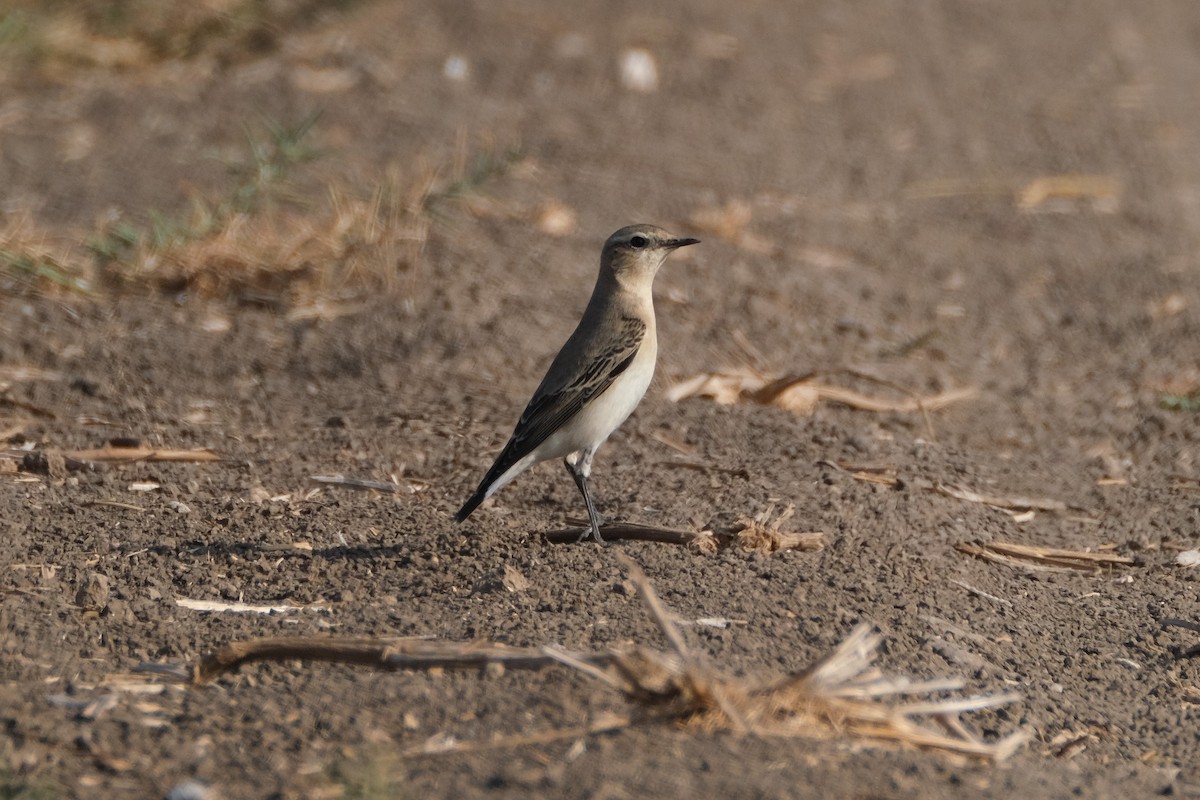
<box><xmin>565</xmin><ymin>458</ymin><xmax>604</xmax><ymax>544</ymax></box>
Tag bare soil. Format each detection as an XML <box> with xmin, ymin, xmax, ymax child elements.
<box><xmin>3</xmin><ymin>1</ymin><xmax>1200</xmax><ymax>797</ymax></box>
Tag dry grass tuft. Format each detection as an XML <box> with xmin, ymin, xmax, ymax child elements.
<box><xmin>3</xmin><ymin>168</ymin><xmax>435</xmax><ymax>304</ymax></box>
<box><xmin>733</xmin><ymin>503</ymin><xmax>825</xmax><ymax>554</ymax></box>
<box><xmin>671</xmin><ymin>624</ymin><xmax>1027</xmax><ymax>759</ymax></box>
<box><xmin>128</xmin><ymin>175</ymin><xmax>433</xmax><ymax>305</ymax></box>
<box><xmin>603</xmin><ymin>556</ymin><xmax>1026</xmax><ymax>758</ymax></box>
<box><xmin>1</xmin><ymin>0</ymin><xmax>356</xmax><ymax>72</ymax></box>
<box><xmin>668</xmin><ymin>367</ymin><xmax>976</xmax><ymax>419</ymax></box>
<box><xmin>0</xmin><ymin>213</ymin><xmax>91</xmax><ymax>295</ymax></box>
<box><xmin>2</xmin><ymin>122</ymin><xmax>522</xmax><ymax>304</ymax></box>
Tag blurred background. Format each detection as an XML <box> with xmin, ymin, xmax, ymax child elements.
<box><xmin>5</xmin><ymin>1</ymin><xmax>1195</xmax><ymax>302</ymax></box>
<box><xmin>4</xmin><ymin>0</ymin><xmax>1197</xmax><ymax>443</ymax></box>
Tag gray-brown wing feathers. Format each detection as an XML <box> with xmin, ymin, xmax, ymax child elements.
<box><xmin>455</xmin><ymin>316</ymin><xmax>646</xmax><ymax>521</ymax></box>
<box><xmin>513</xmin><ymin>315</ymin><xmax>645</xmax><ymax>450</ymax></box>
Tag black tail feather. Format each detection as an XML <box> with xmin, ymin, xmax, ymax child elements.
<box><xmin>455</xmin><ymin>437</ymin><xmax>528</xmax><ymax>523</ymax></box>
<box><xmin>455</xmin><ymin>489</ymin><xmax>487</xmax><ymax>523</ymax></box>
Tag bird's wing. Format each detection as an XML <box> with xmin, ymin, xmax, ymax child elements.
<box><xmin>469</xmin><ymin>316</ymin><xmax>646</xmax><ymax>493</ymax></box>
<box><xmin>513</xmin><ymin>314</ymin><xmax>647</xmax><ymax>452</ymax></box>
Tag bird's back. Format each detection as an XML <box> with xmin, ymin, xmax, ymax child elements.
<box><xmin>532</xmin><ymin>275</ymin><xmax>656</xmax><ymax>401</ymax></box>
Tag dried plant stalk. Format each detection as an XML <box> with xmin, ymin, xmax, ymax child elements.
<box><xmin>67</xmin><ymin>446</ymin><xmax>221</xmax><ymax>463</ymax></box>
<box><xmin>956</xmin><ymin>541</ymin><xmax>1134</xmax><ymax>573</ymax></box>
<box><xmin>667</xmin><ymin>367</ymin><xmax>976</xmax><ymax>418</ymax></box>
<box><xmin>174</xmin><ymin>560</ymin><xmax>1025</xmax><ymax>761</ymax></box>
<box><xmin>192</xmin><ymin>636</ymin><xmax>611</xmax><ymax>685</ymax></box>
<box><xmin>545</xmin><ymin>509</ymin><xmax>823</xmax><ymax>556</ymax></box>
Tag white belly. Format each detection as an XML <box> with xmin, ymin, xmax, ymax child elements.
<box><xmin>540</xmin><ymin>341</ymin><xmax>655</xmax><ymax>459</ymax></box>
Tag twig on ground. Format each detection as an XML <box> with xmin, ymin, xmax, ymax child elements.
<box><xmin>616</xmin><ymin>553</ymin><xmax>690</xmax><ymax>659</ymax></box>
<box><xmin>175</xmin><ymin>598</ymin><xmax>330</xmax><ymax>615</ymax></box>
<box><xmin>931</xmin><ymin>482</ymin><xmax>1093</xmax><ymax>518</ymax></box>
<box><xmin>818</xmin><ymin>459</ymin><xmax>901</xmax><ymax>488</ymax></box>
<box><xmin>308</xmin><ymin>474</ymin><xmax>429</xmax><ymax>493</ymax></box>
<box><xmin>0</xmin><ymin>396</ymin><xmax>57</xmax><ymax>418</ymax></box>
<box><xmin>8</xmin><ymin>445</ymin><xmax>220</xmax><ymax>475</ymax></box>
<box><xmin>545</xmin><ymin>507</ymin><xmax>824</xmax><ymax>556</ymax></box>
<box><xmin>0</xmin><ymin>366</ymin><xmax>64</xmax><ymax>383</ymax></box>
<box><xmin>955</xmin><ymin>541</ymin><xmax>1134</xmax><ymax>573</ymax></box>
<box><xmin>1045</xmin><ymin>729</ymin><xmax>1095</xmax><ymax>760</ymax></box>
<box><xmin>67</xmin><ymin>446</ymin><xmax>221</xmax><ymax>464</ymax></box>
<box><xmin>192</xmin><ymin>636</ymin><xmax>612</xmax><ymax>685</ymax></box>
<box><xmin>949</xmin><ymin>579</ymin><xmax>1014</xmax><ymax>607</ymax></box>
<box><xmin>614</xmin><ymin>553</ymin><xmax>750</xmax><ymax>731</ymax></box>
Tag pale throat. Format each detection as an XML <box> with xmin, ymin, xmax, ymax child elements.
<box><xmin>612</xmin><ymin>266</ymin><xmax>660</xmax><ymax>304</ymax></box>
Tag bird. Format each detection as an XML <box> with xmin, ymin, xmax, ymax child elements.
<box><xmin>456</xmin><ymin>224</ymin><xmax>699</xmax><ymax>543</ymax></box>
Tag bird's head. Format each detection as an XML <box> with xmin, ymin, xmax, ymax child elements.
<box><xmin>600</xmin><ymin>224</ymin><xmax>699</xmax><ymax>290</ymax></box>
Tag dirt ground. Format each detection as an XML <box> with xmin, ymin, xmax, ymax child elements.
<box><xmin>3</xmin><ymin>1</ymin><xmax>1200</xmax><ymax>797</ymax></box>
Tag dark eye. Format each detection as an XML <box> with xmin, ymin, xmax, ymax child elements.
<box><xmin>629</xmin><ymin>235</ymin><xmax>648</xmax><ymax>249</ymax></box>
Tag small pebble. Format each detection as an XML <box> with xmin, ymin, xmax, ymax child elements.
<box><xmin>74</xmin><ymin>573</ymin><xmax>110</xmax><ymax>611</ymax></box>
<box><xmin>444</xmin><ymin>55</ymin><xmax>469</xmax><ymax>81</ymax></box>
<box><xmin>620</xmin><ymin>48</ymin><xmax>659</xmax><ymax>92</ymax></box>
<box><xmin>165</xmin><ymin>780</ymin><xmax>215</xmax><ymax>800</ymax></box>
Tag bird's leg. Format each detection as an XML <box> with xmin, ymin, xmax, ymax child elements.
<box><xmin>564</xmin><ymin>452</ymin><xmax>604</xmax><ymax>544</ymax></box>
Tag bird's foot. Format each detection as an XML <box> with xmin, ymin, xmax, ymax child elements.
<box><xmin>575</xmin><ymin>512</ymin><xmax>608</xmax><ymax>544</ymax></box>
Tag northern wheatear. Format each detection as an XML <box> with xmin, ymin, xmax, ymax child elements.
<box><xmin>456</xmin><ymin>224</ymin><xmax>699</xmax><ymax>542</ymax></box>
